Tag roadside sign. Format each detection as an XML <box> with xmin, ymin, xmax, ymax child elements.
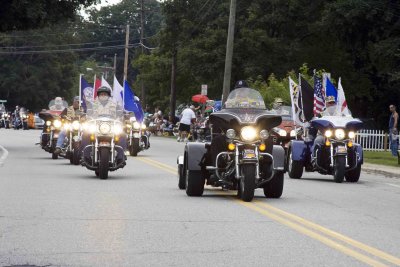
<box><xmin>201</xmin><ymin>84</ymin><xmax>207</xmax><ymax>95</ymax></box>
<box><xmin>0</xmin><ymin>100</ymin><xmax>7</xmax><ymax>103</ymax></box>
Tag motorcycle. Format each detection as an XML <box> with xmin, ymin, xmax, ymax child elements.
<box><xmin>13</xmin><ymin>112</ymin><xmax>22</xmax><ymax>130</ymax></box>
<box><xmin>20</xmin><ymin>108</ymin><xmax>29</xmax><ymax>130</ymax></box>
<box><xmin>1</xmin><ymin>112</ymin><xmax>11</xmax><ymax>129</ymax></box>
<box><xmin>287</xmin><ymin>116</ymin><xmax>363</xmax><ymax>183</ymax></box>
<box><xmin>81</xmin><ymin>105</ymin><xmax>126</xmax><ymax>179</ymax></box>
<box><xmin>38</xmin><ymin>99</ymin><xmax>68</xmax><ymax>159</ymax></box>
<box><xmin>177</xmin><ymin>87</ymin><xmax>285</xmax><ymax>202</ymax></box>
<box><xmin>58</xmin><ymin>118</ymin><xmax>82</xmax><ymax>165</ymax></box>
<box><xmin>127</xmin><ymin>116</ymin><xmax>150</xmax><ymax>156</ymax></box>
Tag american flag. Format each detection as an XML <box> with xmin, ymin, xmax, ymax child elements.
<box><xmin>314</xmin><ymin>76</ymin><xmax>325</xmax><ymax>116</ymax></box>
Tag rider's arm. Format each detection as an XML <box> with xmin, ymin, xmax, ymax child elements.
<box><xmin>394</xmin><ymin>112</ymin><xmax>398</xmax><ymax>129</ymax></box>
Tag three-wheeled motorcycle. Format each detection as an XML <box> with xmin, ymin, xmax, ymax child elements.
<box><xmin>287</xmin><ymin>116</ymin><xmax>363</xmax><ymax>183</ymax></box>
<box><xmin>177</xmin><ymin>87</ymin><xmax>286</xmax><ymax>202</ymax></box>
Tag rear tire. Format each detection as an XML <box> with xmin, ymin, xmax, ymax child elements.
<box><xmin>263</xmin><ymin>171</ymin><xmax>284</xmax><ymax>198</ymax></box>
<box><xmin>239</xmin><ymin>165</ymin><xmax>256</xmax><ymax>202</ymax></box>
<box><xmin>288</xmin><ymin>149</ymin><xmax>303</xmax><ymax>179</ymax></box>
<box><xmin>345</xmin><ymin>163</ymin><xmax>361</xmax><ymax>183</ymax></box>
<box><xmin>333</xmin><ymin>156</ymin><xmax>346</xmax><ymax>183</ymax></box>
<box><xmin>185</xmin><ymin>170</ymin><xmax>204</xmax><ymax>196</ymax></box>
<box><xmin>99</xmin><ymin>147</ymin><xmax>109</xmax><ymax>180</ymax></box>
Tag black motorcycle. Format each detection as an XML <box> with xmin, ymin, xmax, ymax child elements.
<box><xmin>177</xmin><ymin>87</ymin><xmax>286</xmax><ymax>202</ymax></box>
<box><xmin>127</xmin><ymin>116</ymin><xmax>150</xmax><ymax>156</ymax></box>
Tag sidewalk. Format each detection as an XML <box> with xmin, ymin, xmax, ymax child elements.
<box><xmin>362</xmin><ymin>163</ymin><xmax>400</xmax><ymax>178</ymax></box>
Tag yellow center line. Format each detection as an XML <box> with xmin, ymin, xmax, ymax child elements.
<box><xmin>253</xmin><ymin>201</ymin><xmax>400</xmax><ymax>266</ymax></box>
<box><xmin>135</xmin><ymin>156</ymin><xmax>398</xmax><ymax>266</ymax></box>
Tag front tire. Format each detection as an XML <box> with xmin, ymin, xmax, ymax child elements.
<box><xmin>288</xmin><ymin>149</ymin><xmax>303</xmax><ymax>179</ymax></box>
<box><xmin>99</xmin><ymin>147</ymin><xmax>109</xmax><ymax>179</ymax></box>
<box><xmin>263</xmin><ymin>171</ymin><xmax>284</xmax><ymax>198</ymax></box>
<box><xmin>130</xmin><ymin>138</ymin><xmax>140</xmax><ymax>157</ymax></box>
<box><xmin>345</xmin><ymin>163</ymin><xmax>361</xmax><ymax>183</ymax></box>
<box><xmin>333</xmin><ymin>156</ymin><xmax>346</xmax><ymax>183</ymax></box>
<box><xmin>178</xmin><ymin>164</ymin><xmax>186</xmax><ymax>189</ymax></box>
<box><xmin>72</xmin><ymin>143</ymin><xmax>81</xmax><ymax>165</ymax></box>
<box><xmin>239</xmin><ymin>165</ymin><xmax>256</xmax><ymax>202</ymax></box>
<box><xmin>185</xmin><ymin>170</ymin><xmax>204</xmax><ymax>196</ymax></box>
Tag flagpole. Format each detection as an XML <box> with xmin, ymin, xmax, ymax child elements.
<box><xmin>79</xmin><ymin>74</ymin><xmax>82</xmax><ymax>109</ymax></box>
<box><xmin>93</xmin><ymin>74</ymin><xmax>97</xmax><ymax>101</ymax></box>
<box><xmin>298</xmin><ymin>73</ymin><xmax>306</xmax><ymax>136</ymax></box>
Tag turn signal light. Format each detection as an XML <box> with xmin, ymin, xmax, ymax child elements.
<box><xmin>348</xmin><ymin>141</ymin><xmax>353</xmax><ymax>148</ymax></box>
<box><xmin>90</xmin><ymin>134</ymin><xmax>95</xmax><ymax>141</ymax></box>
<box><xmin>259</xmin><ymin>143</ymin><xmax>266</xmax><ymax>151</ymax></box>
<box><xmin>115</xmin><ymin>136</ymin><xmax>120</xmax><ymax>142</ymax></box>
<box><xmin>325</xmin><ymin>140</ymin><xmax>331</xmax><ymax>146</ymax></box>
<box><xmin>228</xmin><ymin>143</ymin><xmax>235</xmax><ymax>151</ymax></box>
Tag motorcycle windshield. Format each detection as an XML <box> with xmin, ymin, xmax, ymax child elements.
<box><xmin>48</xmin><ymin>99</ymin><xmax>68</xmax><ymax>111</ymax></box>
<box><xmin>311</xmin><ymin>116</ymin><xmax>363</xmax><ymax>130</ymax></box>
<box><xmin>85</xmin><ymin>99</ymin><xmax>123</xmax><ymax>121</ymax></box>
<box><xmin>224</xmin><ymin>88</ymin><xmax>266</xmax><ymax>109</ymax></box>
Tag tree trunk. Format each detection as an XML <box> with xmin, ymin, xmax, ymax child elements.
<box><xmin>170</xmin><ymin>50</ymin><xmax>177</xmax><ymax>119</ymax></box>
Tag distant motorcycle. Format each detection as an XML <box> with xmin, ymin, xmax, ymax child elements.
<box><xmin>58</xmin><ymin>118</ymin><xmax>82</xmax><ymax>165</ymax></box>
<box><xmin>20</xmin><ymin>109</ymin><xmax>29</xmax><ymax>130</ymax></box>
<box><xmin>127</xmin><ymin>116</ymin><xmax>150</xmax><ymax>156</ymax></box>
<box><xmin>288</xmin><ymin>116</ymin><xmax>363</xmax><ymax>183</ymax></box>
<box><xmin>1</xmin><ymin>113</ymin><xmax>11</xmax><ymax>129</ymax></box>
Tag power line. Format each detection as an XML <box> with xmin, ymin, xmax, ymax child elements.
<box><xmin>0</xmin><ymin>39</ymin><xmax>126</xmax><ymax>49</ymax></box>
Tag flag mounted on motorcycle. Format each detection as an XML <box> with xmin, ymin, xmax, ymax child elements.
<box><xmin>80</xmin><ymin>76</ymin><xmax>93</xmax><ymax>112</ymax></box>
<box><xmin>124</xmin><ymin>81</ymin><xmax>144</xmax><ymax>123</ymax></box>
<box><xmin>289</xmin><ymin>76</ymin><xmax>313</xmax><ymax>126</ymax></box>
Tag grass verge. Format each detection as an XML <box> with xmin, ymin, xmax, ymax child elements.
<box><xmin>363</xmin><ymin>151</ymin><xmax>400</xmax><ymax>167</ymax></box>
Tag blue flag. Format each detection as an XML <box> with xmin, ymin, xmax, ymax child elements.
<box><xmin>325</xmin><ymin>78</ymin><xmax>338</xmax><ymax>102</ymax></box>
<box><xmin>124</xmin><ymin>81</ymin><xmax>144</xmax><ymax>123</ymax></box>
<box><xmin>80</xmin><ymin>76</ymin><xmax>93</xmax><ymax>112</ymax></box>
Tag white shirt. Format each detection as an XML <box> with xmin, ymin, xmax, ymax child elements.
<box><xmin>180</xmin><ymin>108</ymin><xmax>196</xmax><ymax>125</ymax></box>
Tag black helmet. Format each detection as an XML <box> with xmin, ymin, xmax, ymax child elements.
<box><xmin>234</xmin><ymin>80</ymin><xmax>248</xmax><ymax>89</ymax></box>
<box><xmin>97</xmin><ymin>86</ymin><xmax>111</xmax><ymax>97</ymax></box>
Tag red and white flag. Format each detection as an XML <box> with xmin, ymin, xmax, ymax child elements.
<box><xmin>337</xmin><ymin>78</ymin><xmax>350</xmax><ymax>116</ymax></box>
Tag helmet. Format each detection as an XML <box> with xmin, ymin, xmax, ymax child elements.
<box><xmin>73</xmin><ymin>96</ymin><xmax>80</xmax><ymax>102</ymax></box>
<box><xmin>54</xmin><ymin>97</ymin><xmax>63</xmax><ymax>106</ymax></box>
<box><xmin>97</xmin><ymin>86</ymin><xmax>112</xmax><ymax>97</ymax></box>
<box><xmin>234</xmin><ymin>80</ymin><xmax>248</xmax><ymax>89</ymax></box>
<box><xmin>325</xmin><ymin>95</ymin><xmax>336</xmax><ymax>104</ymax></box>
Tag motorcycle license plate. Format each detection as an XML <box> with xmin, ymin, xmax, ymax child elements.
<box><xmin>243</xmin><ymin>149</ymin><xmax>256</xmax><ymax>159</ymax></box>
<box><xmin>337</xmin><ymin>146</ymin><xmax>346</xmax><ymax>153</ymax></box>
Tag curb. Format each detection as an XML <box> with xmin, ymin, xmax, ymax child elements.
<box><xmin>0</xmin><ymin>145</ymin><xmax>9</xmax><ymax>167</ymax></box>
<box><xmin>362</xmin><ymin>163</ymin><xmax>400</xmax><ymax>178</ymax></box>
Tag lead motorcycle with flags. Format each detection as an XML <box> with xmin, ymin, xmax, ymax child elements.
<box><xmin>80</xmin><ymin>92</ymin><xmax>126</xmax><ymax>179</ymax></box>
<box><xmin>177</xmin><ymin>87</ymin><xmax>285</xmax><ymax>202</ymax></box>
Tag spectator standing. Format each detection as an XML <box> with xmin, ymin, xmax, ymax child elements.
<box><xmin>178</xmin><ymin>105</ymin><xmax>196</xmax><ymax>142</ymax></box>
<box><xmin>389</xmin><ymin>104</ymin><xmax>399</xmax><ymax>156</ymax></box>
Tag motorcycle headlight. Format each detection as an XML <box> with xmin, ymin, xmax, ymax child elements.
<box><xmin>53</xmin><ymin>120</ymin><xmax>62</xmax><ymax>128</ymax></box>
<box><xmin>133</xmin><ymin>122</ymin><xmax>141</xmax><ymax>129</ymax></box>
<box><xmin>278</xmin><ymin>129</ymin><xmax>287</xmax><ymax>137</ymax></box>
<box><xmin>141</xmin><ymin>124</ymin><xmax>146</xmax><ymax>130</ymax></box>
<box><xmin>89</xmin><ymin>123</ymin><xmax>97</xmax><ymax>134</ymax></box>
<box><xmin>335</xmin><ymin>129</ymin><xmax>346</xmax><ymax>140</ymax></box>
<box><xmin>290</xmin><ymin>130</ymin><xmax>296</xmax><ymax>137</ymax></box>
<box><xmin>240</xmin><ymin>126</ymin><xmax>257</xmax><ymax>142</ymax></box>
<box><xmin>63</xmin><ymin>123</ymin><xmax>71</xmax><ymax>131</ymax></box>
<box><xmin>98</xmin><ymin>122</ymin><xmax>111</xmax><ymax>135</ymax></box>
<box><xmin>325</xmin><ymin>130</ymin><xmax>333</xmax><ymax>138</ymax></box>
<box><xmin>260</xmin><ymin>129</ymin><xmax>269</xmax><ymax>139</ymax></box>
<box><xmin>348</xmin><ymin>131</ymin><xmax>355</xmax><ymax>139</ymax></box>
<box><xmin>72</xmin><ymin>120</ymin><xmax>80</xmax><ymax>131</ymax></box>
<box><xmin>126</xmin><ymin>124</ymin><xmax>132</xmax><ymax>129</ymax></box>
<box><xmin>226</xmin><ymin>129</ymin><xmax>236</xmax><ymax>139</ymax></box>
<box><xmin>114</xmin><ymin>124</ymin><xmax>123</xmax><ymax>135</ymax></box>
<box><xmin>46</xmin><ymin>121</ymin><xmax>52</xmax><ymax>126</ymax></box>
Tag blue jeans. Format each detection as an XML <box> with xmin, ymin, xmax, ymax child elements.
<box><xmin>56</xmin><ymin>130</ymin><xmax>67</xmax><ymax>148</ymax></box>
<box><xmin>389</xmin><ymin>129</ymin><xmax>399</xmax><ymax>156</ymax></box>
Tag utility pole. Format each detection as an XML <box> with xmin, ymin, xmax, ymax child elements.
<box><xmin>170</xmin><ymin>50</ymin><xmax>177</xmax><ymax>120</ymax></box>
<box><xmin>222</xmin><ymin>0</ymin><xmax>237</xmax><ymax>105</ymax></box>
<box><xmin>113</xmin><ymin>53</ymin><xmax>117</xmax><ymax>77</ymax></box>
<box><xmin>140</xmin><ymin>0</ymin><xmax>146</xmax><ymax>107</ymax></box>
<box><xmin>123</xmin><ymin>24</ymin><xmax>130</xmax><ymax>81</ymax></box>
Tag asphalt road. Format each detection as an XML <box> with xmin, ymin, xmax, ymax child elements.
<box><xmin>0</xmin><ymin>130</ymin><xmax>399</xmax><ymax>267</ymax></box>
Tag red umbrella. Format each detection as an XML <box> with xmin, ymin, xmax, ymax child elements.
<box><xmin>191</xmin><ymin>94</ymin><xmax>209</xmax><ymax>104</ymax></box>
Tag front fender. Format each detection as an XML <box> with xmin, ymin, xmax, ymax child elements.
<box><xmin>185</xmin><ymin>142</ymin><xmax>207</xmax><ymax>171</ymax></box>
<box><xmin>354</xmin><ymin>143</ymin><xmax>363</xmax><ymax>164</ymax></box>
<box><xmin>272</xmin><ymin>145</ymin><xmax>285</xmax><ymax>171</ymax></box>
<box><xmin>290</xmin><ymin>140</ymin><xmax>308</xmax><ymax>162</ymax></box>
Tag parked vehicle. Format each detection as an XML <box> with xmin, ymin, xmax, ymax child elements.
<box><xmin>288</xmin><ymin>116</ymin><xmax>364</xmax><ymax>183</ymax></box>
<box><xmin>177</xmin><ymin>87</ymin><xmax>285</xmax><ymax>202</ymax></box>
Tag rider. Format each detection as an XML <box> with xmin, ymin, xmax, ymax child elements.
<box><xmin>49</xmin><ymin>97</ymin><xmax>65</xmax><ymax>111</ymax></box>
<box><xmin>271</xmin><ymin>98</ymin><xmax>289</xmax><ymax>115</ymax></box>
<box><xmin>54</xmin><ymin>96</ymin><xmax>84</xmax><ymax>155</ymax></box>
<box><xmin>81</xmin><ymin>86</ymin><xmax>127</xmax><ymax>164</ymax></box>
<box><xmin>312</xmin><ymin>96</ymin><xmax>340</xmax><ymax>160</ymax></box>
<box><xmin>13</xmin><ymin>105</ymin><xmax>21</xmax><ymax>129</ymax></box>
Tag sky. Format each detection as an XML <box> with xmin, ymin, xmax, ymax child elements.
<box><xmin>80</xmin><ymin>0</ymin><xmax>123</xmax><ymax>18</ymax></box>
